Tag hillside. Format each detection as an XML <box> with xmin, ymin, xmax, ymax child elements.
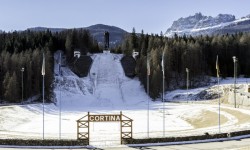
<box><xmin>27</xmin><ymin>24</ymin><xmax>128</xmax><ymax>47</ymax></box>
<box><xmin>165</xmin><ymin>13</ymin><xmax>250</xmax><ymax>37</ymax></box>
<box><xmin>86</xmin><ymin>24</ymin><xmax>127</xmax><ymax>47</ymax></box>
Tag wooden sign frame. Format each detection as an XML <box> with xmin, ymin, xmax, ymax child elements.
<box><xmin>76</xmin><ymin>111</ymin><xmax>133</xmax><ymax>145</ymax></box>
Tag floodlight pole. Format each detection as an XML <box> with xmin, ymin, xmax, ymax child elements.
<box><xmin>216</xmin><ymin>55</ymin><xmax>221</xmax><ymax>133</ymax></box>
<box><xmin>147</xmin><ymin>55</ymin><xmax>150</xmax><ymax>138</ymax></box>
<box><xmin>186</xmin><ymin>68</ymin><xmax>189</xmax><ymax>103</ymax></box>
<box><xmin>21</xmin><ymin>67</ymin><xmax>24</xmax><ymax>104</ymax></box>
<box><xmin>218</xmin><ymin>74</ymin><xmax>221</xmax><ymax>133</ymax></box>
<box><xmin>233</xmin><ymin>56</ymin><xmax>237</xmax><ymax>108</ymax></box>
<box><xmin>59</xmin><ymin>78</ymin><xmax>62</xmax><ymax>140</ymax></box>
<box><xmin>42</xmin><ymin>52</ymin><xmax>45</xmax><ymax>140</ymax></box>
<box><xmin>59</xmin><ymin>52</ymin><xmax>62</xmax><ymax>140</ymax></box>
<box><xmin>162</xmin><ymin>65</ymin><xmax>165</xmax><ymax>138</ymax></box>
<box><xmin>42</xmin><ymin>74</ymin><xmax>45</xmax><ymax>140</ymax></box>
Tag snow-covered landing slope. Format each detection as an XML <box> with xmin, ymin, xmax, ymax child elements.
<box><xmin>89</xmin><ymin>52</ymin><xmax>124</xmax><ymax>106</ymax></box>
<box><xmin>54</xmin><ymin>51</ymin><xmax>150</xmax><ymax>111</ymax></box>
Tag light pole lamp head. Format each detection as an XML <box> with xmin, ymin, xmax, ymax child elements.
<box><xmin>232</xmin><ymin>56</ymin><xmax>237</xmax><ymax>63</ymax></box>
<box><xmin>21</xmin><ymin>67</ymin><xmax>24</xmax><ymax>72</ymax></box>
<box><xmin>186</xmin><ymin>68</ymin><xmax>189</xmax><ymax>73</ymax></box>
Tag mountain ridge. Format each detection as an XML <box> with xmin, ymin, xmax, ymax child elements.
<box><xmin>27</xmin><ymin>24</ymin><xmax>128</xmax><ymax>47</ymax></box>
<box><xmin>27</xmin><ymin>24</ymin><xmax>127</xmax><ymax>33</ymax></box>
<box><xmin>165</xmin><ymin>13</ymin><xmax>250</xmax><ymax>37</ymax></box>
<box><xmin>85</xmin><ymin>24</ymin><xmax>127</xmax><ymax>46</ymax></box>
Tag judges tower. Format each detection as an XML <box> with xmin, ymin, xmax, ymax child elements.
<box><xmin>104</xmin><ymin>31</ymin><xmax>109</xmax><ymax>50</ymax></box>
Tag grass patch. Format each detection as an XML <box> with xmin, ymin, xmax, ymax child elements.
<box><xmin>182</xmin><ymin>110</ymin><xmax>227</xmax><ymax>128</ymax></box>
<box><xmin>221</xmin><ymin>108</ymin><xmax>250</xmax><ymax>125</ymax></box>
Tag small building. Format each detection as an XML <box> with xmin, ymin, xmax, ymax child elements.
<box><xmin>71</xmin><ymin>49</ymin><xmax>92</xmax><ymax>77</ymax></box>
<box><xmin>74</xmin><ymin>50</ymin><xmax>81</xmax><ymax>58</ymax></box>
<box><xmin>132</xmin><ymin>50</ymin><xmax>139</xmax><ymax>59</ymax></box>
<box><xmin>72</xmin><ymin>56</ymin><xmax>93</xmax><ymax>77</ymax></box>
<box><xmin>121</xmin><ymin>56</ymin><xmax>136</xmax><ymax>78</ymax></box>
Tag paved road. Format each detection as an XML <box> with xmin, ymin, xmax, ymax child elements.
<box><xmin>1</xmin><ymin>138</ymin><xmax>250</xmax><ymax>150</ymax></box>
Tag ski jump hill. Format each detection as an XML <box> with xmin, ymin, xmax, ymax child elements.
<box><xmin>54</xmin><ymin>50</ymin><xmax>149</xmax><ymax>110</ymax></box>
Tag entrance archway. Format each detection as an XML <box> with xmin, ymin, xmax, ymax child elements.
<box><xmin>77</xmin><ymin>111</ymin><xmax>133</xmax><ymax>145</ymax></box>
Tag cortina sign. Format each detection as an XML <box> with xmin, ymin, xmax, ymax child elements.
<box><xmin>77</xmin><ymin>112</ymin><xmax>133</xmax><ymax>144</ymax></box>
<box><xmin>89</xmin><ymin>115</ymin><xmax>121</xmax><ymax>122</ymax></box>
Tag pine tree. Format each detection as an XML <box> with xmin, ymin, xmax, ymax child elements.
<box><xmin>65</xmin><ymin>33</ymin><xmax>73</xmax><ymax>61</ymax></box>
<box><xmin>44</xmin><ymin>49</ymin><xmax>54</xmax><ymax>101</ymax></box>
<box><xmin>31</xmin><ymin>49</ymin><xmax>41</xmax><ymax>96</ymax></box>
<box><xmin>150</xmin><ymin>65</ymin><xmax>162</xmax><ymax>99</ymax></box>
<box><xmin>130</xmin><ymin>27</ymin><xmax>138</xmax><ymax>51</ymax></box>
<box><xmin>23</xmin><ymin>49</ymin><xmax>33</xmax><ymax>100</ymax></box>
<box><xmin>3</xmin><ymin>72</ymin><xmax>10</xmax><ymax>100</ymax></box>
<box><xmin>4</xmin><ymin>72</ymin><xmax>20</xmax><ymax>103</ymax></box>
<box><xmin>122</xmin><ymin>36</ymin><xmax>131</xmax><ymax>55</ymax></box>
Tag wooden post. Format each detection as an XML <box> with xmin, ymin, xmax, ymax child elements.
<box><xmin>77</xmin><ymin>121</ymin><xmax>79</xmax><ymax>140</ymax></box>
<box><xmin>120</xmin><ymin>111</ymin><xmax>122</xmax><ymax>144</ymax></box>
<box><xmin>131</xmin><ymin>121</ymin><xmax>133</xmax><ymax>139</ymax></box>
<box><xmin>88</xmin><ymin>112</ymin><xmax>90</xmax><ymax>145</ymax></box>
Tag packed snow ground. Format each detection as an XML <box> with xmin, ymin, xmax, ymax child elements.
<box><xmin>1</xmin><ymin>51</ymin><xmax>250</xmax><ymax>147</ymax></box>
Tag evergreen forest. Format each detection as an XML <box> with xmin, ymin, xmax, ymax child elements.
<box><xmin>0</xmin><ymin>29</ymin><xmax>100</xmax><ymax>103</ymax></box>
<box><xmin>119</xmin><ymin>28</ymin><xmax>250</xmax><ymax>99</ymax></box>
<box><xmin>1</xmin><ymin>27</ymin><xmax>250</xmax><ymax>102</ymax></box>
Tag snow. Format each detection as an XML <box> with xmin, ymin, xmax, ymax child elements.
<box><xmin>164</xmin><ymin>77</ymin><xmax>250</xmax><ymax>101</ymax></box>
<box><xmin>165</xmin><ymin>16</ymin><xmax>250</xmax><ymax>37</ymax></box>
<box><xmin>1</xmin><ymin>51</ymin><xmax>250</xmax><ymax>147</ymax></box>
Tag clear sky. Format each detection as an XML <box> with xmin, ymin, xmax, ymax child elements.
<box><xmin>0</xmin><ymin>0</ymin><xmax>250</xmax><ymax>34</ymax></box>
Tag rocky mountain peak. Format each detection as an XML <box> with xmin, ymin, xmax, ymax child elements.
<box><xmin>215</xmin><ymin>14</ymin><xmax>235</xmax><ymax>22</ymax></box>
<box><xmin>165</xmin><ymin>13</ymin><xmax>245</xmax><ymax>37</ymax></box>
<box><xmin>167</xmin><ymin>13</ymin><xmax>235</xmax><ymax>33</ymax></box>
<box><xmin>168</xmin><ymin>12</ymin><xmax>206</xmax><ymax>31</ymax></box>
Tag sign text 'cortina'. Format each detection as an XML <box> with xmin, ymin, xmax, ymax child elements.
<box><xmin>89</xmin><ymin>115</ymin><xmax>121</xmax><ymax>122</ymax></box>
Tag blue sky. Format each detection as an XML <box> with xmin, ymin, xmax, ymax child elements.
<box><xmin>0</xmin><ymin>0</ymin><xmax>250</xmax><ymax>34</ymax></box>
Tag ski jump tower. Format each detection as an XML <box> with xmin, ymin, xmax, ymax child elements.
<box><xmin>104</xmin><ymin>31</ymin><xmax>109</xmax><ymax>50</ymax></box>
